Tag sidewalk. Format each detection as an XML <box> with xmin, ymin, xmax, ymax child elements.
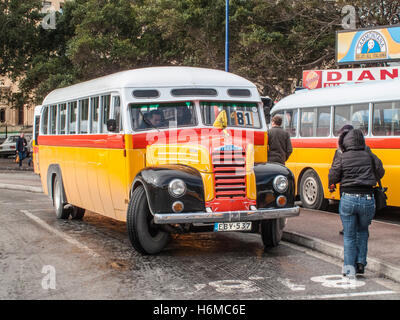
<box><xmin>283</xmin><ymin>208</ymin><xmax>400</xmax><ymax>283</ymax></box>
<box><xmin>0</xmin><ymin>167</ymin><xmax>399</xmax><ymax>283</ymax></box>
<box><xmin>0</xmin><ymin>157</ymin><xmax>34</xmax><ymax>172</ymax></box>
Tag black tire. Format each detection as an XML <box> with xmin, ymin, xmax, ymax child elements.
<box><xmin>53</xmin><ymin>175</ymin><xmax>70</xmax><ymax>219</ymax></box>
<box><xmin>127</xmin><ymin>185</ymin><xmax>170</xmax><ymax>255</ymax></box>
<box><xmin>299</xmin><ymin>169</ymin><xmax>328</xmax><ymax>210</ymax></box>
<box><xmin>70</xmin><ymin>206</ymin><xmax>85</xmax><ymax>220</ymax></box>
<box><xmin>261</xmin><ymin>218</ymin><xmax>286</xmax><ymax>248</ymax></box>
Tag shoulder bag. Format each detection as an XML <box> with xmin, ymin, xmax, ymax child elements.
<box><xmin>369</xmin><ymin>153</ymin><xmax>387</xmax><ymax>211</ymax></box>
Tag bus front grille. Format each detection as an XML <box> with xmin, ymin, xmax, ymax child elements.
<box><xmin>212</xmin><ymin>150</ymin><xmax>247</xmax><ymax>199</ymax></box>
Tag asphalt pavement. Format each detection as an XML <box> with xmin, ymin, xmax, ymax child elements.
<box><xmin>1</xmin><ymin>158</ymin><xmax>399</xmax><ymax>284</ymax></box>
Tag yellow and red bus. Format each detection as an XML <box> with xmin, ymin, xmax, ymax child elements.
<box><xmin>272</xmin><ymin>79</ymin><xmax>400</xmax><ymax>210</ymax></box>
<box><xmin>33</xmin><ymin>67</ymin><xmax>299</xmax><ymax>254</ymax></box>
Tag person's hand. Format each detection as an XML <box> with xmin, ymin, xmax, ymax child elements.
<box><xmin>329</xmin><ymin>184</ymin><xmax>336</xmax><ymax>193</ymax></box>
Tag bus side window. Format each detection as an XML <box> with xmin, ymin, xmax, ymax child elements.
<box><xmin>334</xmin><ymin>105</ymin><xmax>351</xmax><ymax>136</ymax></box>
<box><xmin>91</xmin><ymin>97</ymin><xmax>100</xmax><ymax>133</ymax></box>
<box><xmin>49</xmin><ymin>105</ymin><xmax>57</xmax><ymax>135</ymax></box>
<box><xmin>34</xmin><ymin>115</ymin><xmax>40</xmax><ymax>143</ymax></box>
<box><xmin>101</xmin><ymin>95</ymin><xmax>111</xmax><ymax>133</ymax></box>
<box><xmin>60</xmin><ymin>103</ymin><xmax>67</xmax><ymax>134</ymax></box>
<box><xmin>41</xmin><ymin>106</ymin><xmax>49</xmax><ymax>135</ymax></box>
<box><xmin>79</xmin><ymin>98</ymin><xmax>89</xmax><ymax>134</ymax></box>
<box><xmin>334</xmin><ymin>104</ymin><xmax>369</xmax><ymax>136</ymax></box>
<box><xmin>317</xmin><ymin>107</ymin><xmax>330</xmax><ymax>137</ymax></box>
<box><xmin>373</xmin><ymin>101</ymin><xmax>400</xmax><ymax>136</ymax></box>
<box><xmin>300</xmin><ymin>108</ymin><xmax>315</xmax><ymax>137</ymax></box>
<box><xmin>113</xmin><ymin>96</ymin><xmax>121</xmax><ymax>132</ymax></box>
<box><xmin>68</xmin><ymin>101</ymin><xmax>77</xmax><ymax>134</ymax></box>
<box><xmin>284</xmin><ymin>110</ymin><xmax>298</xmax><ymax>137</ymax></box>
<box><xmin>351</xmin><ymin>104</ymin><xmax>369</xmax><ymax>136</ymax></box>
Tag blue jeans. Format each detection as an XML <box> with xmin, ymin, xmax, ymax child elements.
<box><xmin>339</xmin><ymin>193</ymin><xmax>375</xmax><ymax>275</ymax></box>
<box><xmin>18</xmin><ymin>151</ymin><xmax>26</xmax><ymax>167</ymax></box>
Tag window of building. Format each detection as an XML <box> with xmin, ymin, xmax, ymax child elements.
<box><xmin>0</xmin><ymin>109</ymin><xmax>5</xmax><ymax>122</ymax></box>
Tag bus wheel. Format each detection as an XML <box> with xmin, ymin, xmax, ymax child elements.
<box><xmin>53</xmin><ymin>175</ymin><xmax>70</xmax><ymax>219</ymax></box>
<box><xmin>70</xmin><ymin>206</ymin><xmax>85</xmax><ymax>220</ymax></box>
<box><xmin>127</xmin><ymin>185</ymin><xmax>170</xmax><ymax>255</ymax></box>
<box><xmin>299</xmin><ymin>169</ymin><xmax>328</xmax><ymax>210</ymax></box>
<box><xmin>261</xmin><ymin>218</ymin><xmax>286</xmax><ymax>248</ymax></box>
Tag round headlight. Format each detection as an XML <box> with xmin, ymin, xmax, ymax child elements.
<box><xmin>273</xmin><ymin>175</ymin><xmax>288</xmax><ymax>193</ymax></box>
<box><xmin>168</xmin><ymin>179</ymin><xmax>186</xmax><ymax>197</ymax></box>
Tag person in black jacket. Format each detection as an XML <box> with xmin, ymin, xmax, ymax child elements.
<box><xmin>267</xmin><ymin>115</ymin><xmax>293</xmax><ymax>165</ymax></box>
<box><xmin>335</xmin><ymin>124</ymin><xmax>354</xmax><ymax>235</ymax></box>
<box><xmin>15</xmin><ymin>133</ymin><xmax>28</xmax><ymax>168</ymax></box>
<box><xmin>328</xmin><ymin>129</ymin><xmax>385</xmax><ymax>277</ymax></box>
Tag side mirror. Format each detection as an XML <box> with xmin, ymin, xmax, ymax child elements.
<box><xmin>264</xmin><ymin>106</ymin><xmax>271</xmax><ymax>125</ymax></box>
<box><xmin>261</xmin><ymin>97</ymin><xmax>273</xmax><ymax>125</ymax></box>
<box><xmin>106</xmin><ymin>119</ymin><xmax>117</xmax><ymax>132</ymax></box>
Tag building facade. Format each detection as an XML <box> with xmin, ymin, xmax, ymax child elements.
<box><xmin>0</xmin><ymin>1</ymin><xmax>65</xmax><ymax>136</ymax></box>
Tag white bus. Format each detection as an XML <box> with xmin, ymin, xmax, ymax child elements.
<box><xmin>272</xmin><ymin>79</ymin><xmax>400</xmax><ymax>210</ymax></box>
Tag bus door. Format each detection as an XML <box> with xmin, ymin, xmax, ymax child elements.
<box><xmin>98</xmin><ymin>94</ymin><xmax>128</xmax><ymax>220</ymax></box>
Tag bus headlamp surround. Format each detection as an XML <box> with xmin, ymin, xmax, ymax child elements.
<box><xmin>273</xmin><ymin>175</ymin><xmax>288</xmax><ymax>193</ymax></box>
<box><xmin>168</xmin><ymin>179</ymin><xmax>187</xmax><ymax>197</ymax></box>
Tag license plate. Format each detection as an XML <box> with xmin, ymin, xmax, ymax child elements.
<box><xmin>214</xmin><ymin>222</ymin><xmax>252</xmax><ymax>232</ymax></box>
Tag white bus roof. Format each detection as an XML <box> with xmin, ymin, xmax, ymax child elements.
<box><xmin>42</xmin><ymin>67</ymin><xmax>259</xmax><ymax>105</ymax></box>
<box><xmin>34</xmin><ymin>105</ymin><xmax>42</xmax><ymax>116</ymax></box>
<box><xmin>274</xmin><ymin>78</ymin><xmax>400</xmax><ymax>110</ymax></box>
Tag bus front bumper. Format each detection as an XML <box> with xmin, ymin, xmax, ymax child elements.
<box><xmin>153</xmin><ymin>206</ymin><xmax>300</xmax><ymax>224</ymax></box>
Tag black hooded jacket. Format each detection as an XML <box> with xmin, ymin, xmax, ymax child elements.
<box><xmin>328</xmin><ymin>129</ymin><xmax>385</xmax><ymax>194</ymax></box>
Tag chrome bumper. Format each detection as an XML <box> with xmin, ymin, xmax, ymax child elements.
<box><xmin>153</xmin><ymin>206</ymin><xmax>300</xmax><ymax>224</ymax></box>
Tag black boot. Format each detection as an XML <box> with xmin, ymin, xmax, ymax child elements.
<box><xmin>356</xmin><ymin>263</ymin><xmax>365</xmax><ymax>274</ymax></box>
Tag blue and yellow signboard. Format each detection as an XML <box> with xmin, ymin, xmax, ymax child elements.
<box><xmin>336</xmin><ymin>25</ymin><xmax>400</xmax><ymax>65</ymax></box>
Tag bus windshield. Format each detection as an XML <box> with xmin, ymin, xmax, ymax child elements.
<box><xmin>201</xmin><ymin>102</ymin><xmax>261</xmax><ymax>128</ymax></box>
<box><xmin>130</xmin><ymin>102</ymin><xmax>196</xmax><ymax>130</ymax></box>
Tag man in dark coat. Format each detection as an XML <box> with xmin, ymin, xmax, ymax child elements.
<box><xmin>16</xmin><ymin>133</ymin><xmax>27</xmax><ymax>168</ymax></box>
<box><xmin>267</xmin><ymin>115</ymin><xmax>293</xmax><ymax>165</ymax></box>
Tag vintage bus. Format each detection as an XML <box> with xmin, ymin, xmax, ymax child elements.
<box><xmin>33</xmin><ymin>67</ymin><xmax>299</xmax><ymax>254</ymax></box>
<box><xmin>272</xmin><ymin>79</ymin><xmax>400</xmax><ymax>210</ymax></box>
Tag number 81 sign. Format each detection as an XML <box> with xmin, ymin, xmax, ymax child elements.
<box><xmin>231</xmin><ymin>111</ymin><xmax>253</xmax><ymax>126</ymax></box>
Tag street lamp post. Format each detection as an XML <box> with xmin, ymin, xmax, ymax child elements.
<box><xmin>225</xmin><ymin>0</ymin><xmax>229</xmax><ymax>72</ymax></box>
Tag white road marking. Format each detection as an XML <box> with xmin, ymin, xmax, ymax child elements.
<box><xmin>297</xmin><ymin>290</ymin><xmax>397</xmax><ymax>300</ymax></box>
<box><xmin>208</xmin><ymin>280</ymin><xmax>260</xmax><ymax>293</ymax></box>
<box><xmin>20</xmin><ymin>209</ymin><xmax>100</xmax><ymax>258</ymax></box>
<box><xmin>277</xmin><ymin>278</ymin><xmax>306</xmax><ymax>291</ymax></box>
<box><xmin>311</xmin><ymin>274</ymin><xmax>366</xmax><ymax>289</ymax></box>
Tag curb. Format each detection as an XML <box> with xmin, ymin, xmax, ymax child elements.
<box><xmin>0</xmin><ymin>168</ymin><xmax>34</xmax><ymax>172</ymax></box>
<box><xmin>283</xmin><ymin>230</ymin><xmax>400</xmax><ymax>284</ymax></box>
<box><xmin>0</xmin><ymin>183</ymin><xmax>43</xmax><ymax>193</ymax></box>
